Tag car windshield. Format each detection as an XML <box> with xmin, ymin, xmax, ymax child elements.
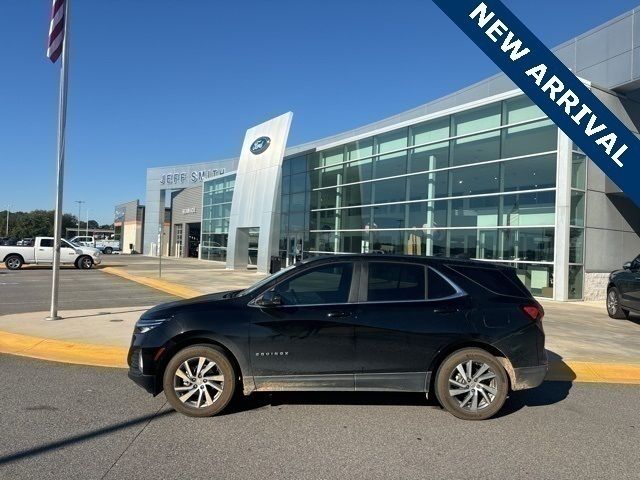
<box><xmin>238</xmin><ymin>264</ymin><xmax>297</xmax><ymax>297</ymax></box>
<box><xmin>62</xmin><ymin>240</ymin><xmax>76</xmax><ymax>248</ymax></box>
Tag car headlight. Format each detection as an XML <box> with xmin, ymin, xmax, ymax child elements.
<box><xmin>135</xmin><ymin>317</ymin><xmax>169</xmax><ymax>334</ymax></box>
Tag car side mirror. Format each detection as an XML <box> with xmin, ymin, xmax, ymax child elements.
<box><xmin>257</xmin><ymin>290</ymin><xmax>283</xmax><ymax>308</ymax></box>
<box><xmin>623</xmin><ymin>261</ymin><xmax>632</xmax><ymax>270</ymax></box>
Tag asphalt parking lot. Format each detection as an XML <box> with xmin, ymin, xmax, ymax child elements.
<box><xmin>0</xmin><ymin>354</ymin><xmax>638</xmax><ymax>480</ymax></box>
<box><xmin>0</xmin><ymin>266</ymin><xmax>178</xmax><ymax>315</ymax></box>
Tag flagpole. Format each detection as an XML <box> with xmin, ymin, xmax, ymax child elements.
<box><xmin>47</xmin><ymin>0</ymin><xmax>71</xmax><ymax>321</ymax></box>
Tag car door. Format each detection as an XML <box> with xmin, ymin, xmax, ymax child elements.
<box><xmin>250</xmin><ymin>261</ymin><xmax>360</xmax><ymax>391</ymax></box>
<box><xmin>35</xmin><ymin>239</ymin><xmax>54</xmax><ymax>263</ymax></box>
<box><xmin>353</xmin><ymin>260</ymin><xmax>470</xmax><ymax>392</ymax></box>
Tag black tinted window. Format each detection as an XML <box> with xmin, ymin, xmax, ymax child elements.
<box><xmin>450</xmin><ymin>265</ymin><xmax>526</xmax><ymax>297</ymax></box>
<box><xmin>273</xmin><ymin>263</ymin><xmax>353</xmax><ymax>305</ymax></box>
<box><xmin>367</xmin><ymin>262</ymin><xmax>426</xmax><ymax>302</ymax></box>
<box><xmin>427</xmin><ymin>268</ymin><xmax>457</xmax><ymax>299</ymax></box>
<box><xmin>39</xmin><ymin>239</ymin><xmax>53</xmax><ymax>247</ymax></box>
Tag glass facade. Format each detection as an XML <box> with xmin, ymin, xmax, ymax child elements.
<box><xmin>201</xmin><ymin>174</ymin><xmax>236</xmax><ymax>261</ymax></box>
<box><xmin>196</xmin><ymin>94</ymin><xmax>589</xmax><ymax>300</ymax></box>
<box><xmin>281</xmin><ymin>95</ymin><xmax>562</xmax><ymax>297</ymax></box>
<box><xmin>569</xmin><ymin>147</ymin><xmax>588</xmax><ymax>300</ymax></box>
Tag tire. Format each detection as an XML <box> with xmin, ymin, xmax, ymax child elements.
<box><xmin>163</xmin><ymin>345</ymin><xmax>236</xmax><ymax>417</ymax></box>
<box><xmin>435</xmin><ymin>348</ymin><xmax>508</xmax><ymax>421</ymax></box>
<box><xmin>5</xmin><ymin>255</ymin><xmax>23</xmax><ymax>270</ymax></box>
<box><xmin>78</xmin><ymin>256</ymin><xmax>93</xmax><ymax>270</ymax></box>
<box><xmin>103</xmin><ymin>247</ymin><xmax>113</xmax><ymax>255</ymax></box>
<box><xmin>607</xmin><ymin>287</ymin><xmax>629</xmax><ymax>319</ymax></box>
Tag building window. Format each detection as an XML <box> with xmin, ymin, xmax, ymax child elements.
<box><xmin>201</xmin><ymin>174</ymin><xmax>236</xmax><ymax>262</ymax></box>
<box><xmin>287</xmin><ymin>94</ymin><xmax>560</xmax><ymax>298</ymax></box>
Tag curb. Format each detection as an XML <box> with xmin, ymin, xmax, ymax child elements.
<box><xmin>1</xmin><ymin>327</ymin><xmax>639</xmax><ymax>382</ymax></box>
<box><xmin>101</xmin><ymin>267</ymin><xmax>200</xmax><ymax>299</ymax></box>
<box><xmin>546</xmin><ymin>360</ymin><xmax>640</xmax><ymax>384</ymax></box>
<box><xmin>0</xmin><ymin>330</ymin><xmax>128</xmax><ymax>368</ymax></box>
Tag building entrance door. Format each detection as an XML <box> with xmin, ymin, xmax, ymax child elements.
<box><xmin>187</xmin><ymin>223</ymin><xmax>200</xmax><ymax>258</ymax></box>
<box><xmin>287</xmin><ymin>234</ymin><xmax>304</xmax><ymax>267</ymax></box>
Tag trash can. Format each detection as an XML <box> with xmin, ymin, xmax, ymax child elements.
<box><xmin>269</xmin><ymin>256</ymin><xmax>282</xmax><ymax>274</ymax></box>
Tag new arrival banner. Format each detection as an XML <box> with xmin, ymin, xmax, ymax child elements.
<box><xmin>432</xmin><ymin>0</ymin><xmax>640</xmax><ymax>207</ymax></box>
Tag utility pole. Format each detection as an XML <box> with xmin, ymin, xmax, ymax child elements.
<box><xmin>74</xmin><ymin>200</ymin><xmax>84</xmax><ymax>237</ymax></box>
<box><xmin>4</xmin><ymin>204</ymin><xmax>10</xmax><ymax>237</ymax></box>
<box><xmin>85</xmin><ymin>208</ymin><xmax>89</xmax><ymax>237</ymax></box>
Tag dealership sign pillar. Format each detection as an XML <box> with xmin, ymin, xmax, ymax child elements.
<box><xmin>226</xmin><ymin>112</ymin><xmax>293</xmax><ymax>273</ymax></box>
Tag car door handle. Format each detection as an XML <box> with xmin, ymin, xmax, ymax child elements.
<box><xmin>434</xmin><ymin>307</ymin><xmax>459</xmax><ymax>314</ymax></box>
<box><xmin>327</xmin><ymin>311</ymin><xmax>352</xmax><ymax>318</ymax></box>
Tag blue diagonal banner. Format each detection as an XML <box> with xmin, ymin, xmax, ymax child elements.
<box><xmin>432</xmin><ymin>0</ymin><xmax>640</xmax><ymax>207</ymax></box>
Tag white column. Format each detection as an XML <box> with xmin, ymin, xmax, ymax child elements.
<box><xmin>553</xmin><ymin>131</ymin><xmax>572</xmax><ymax>301</ymax></box>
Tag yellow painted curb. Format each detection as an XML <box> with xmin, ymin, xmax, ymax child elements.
<box><xmin>101</xmin><ymin>266</ymin><xmax>200</xmax><ymax>299</ymax></box>
<box><xmin>0</xmin><ymin>330</ymin><xmax>128</xmax><ymax>368</ymax></box>
<box><xmin>548</xmin><ymin>360</ymin><xmax>640</xmax><ymax>384</ymax></box>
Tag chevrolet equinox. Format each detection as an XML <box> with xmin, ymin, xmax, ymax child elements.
<box><xmin>128</xmin><ymin>255</ymin><xmax>548</xmax><ymax>421</ymax></box>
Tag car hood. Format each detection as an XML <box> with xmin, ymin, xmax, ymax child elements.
<box><xmin>141</xmin><ymin>290</ymin><xmax>240</xmax><ymax>319</ymax></box>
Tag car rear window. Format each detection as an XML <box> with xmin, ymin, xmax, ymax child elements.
<box><xmin>448</xmin><ymin>264</ymin><xmax>528</xmax><ymax>297</ymax></box>
<box><xmin>367</xmin><ymin>262</ymin><xmax>426</xmax><ymax>302</ymax></box>
<box><xmin>39</xmin><ymin>239</ymin><xmax>53</xmax><ymax>247</ymax></box>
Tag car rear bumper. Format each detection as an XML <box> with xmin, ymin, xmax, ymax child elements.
<box><xmin>512</xmin><ymin>364</ymin><xmax>548</xmax><ymax>390</ymax></box>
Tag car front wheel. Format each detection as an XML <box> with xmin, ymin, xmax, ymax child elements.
<box><xmin>77</xmin><ymin>256</ymin><xmax>93</xmax><ymax>269</ymax></box>
<box><xmin>162</xmin><ymin>345</ymin><xmax>235</xmax><ymax>417</ymax></box>
<box><xmin>607</xmin><ymin>287</ymin><xmax>629</xmax><ymax>319</ymax></box>
<box><xmin>435</xmin><ymin>348</ymin><xmax>508</xmax><ymax>421</ymax></box>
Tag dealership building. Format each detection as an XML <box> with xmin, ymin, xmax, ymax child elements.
<box><xmin>120</xmin><ymin>8</ymin><xmax>640</xmax><ymax>301</ymax></box>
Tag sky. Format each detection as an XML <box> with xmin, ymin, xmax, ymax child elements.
<box><xmin>1</xmin><ymin>0</ymin><xmax>639</xmax><ymax>224</ymax></box>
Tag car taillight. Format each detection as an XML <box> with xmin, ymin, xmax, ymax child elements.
<box><xmin>522</xmin><ymin>304</ymin><xmax>543</xmax><ymax>321</ymax></box>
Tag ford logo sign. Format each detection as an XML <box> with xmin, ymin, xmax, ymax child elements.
<box><xmin>250</xmin><ymin>136</ymin><xmax>271</xmax><ymax>155</ymax></box>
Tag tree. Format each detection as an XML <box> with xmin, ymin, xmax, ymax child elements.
<box><xmin>3</xmin><ymin>210</ymin><xmax>82</xmax><ymax>239</ymax></box>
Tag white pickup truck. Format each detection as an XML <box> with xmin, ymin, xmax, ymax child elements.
<box><xmin>69</xmin><ymin>236</ymin><xmax>120</xmax><ymax>254</ymax></box>
<box><xmin>0</xmin><ymin>237</ymin><xmax>102</xmax><ymax>270</ymax></box>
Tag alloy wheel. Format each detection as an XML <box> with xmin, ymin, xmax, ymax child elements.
<box><xmin>7</xmin><ymin>257</ymin><xmax>20</xmax><ymax>269</ymax></box>
<box><xmin>173</xmin><ymin>356</ymin><xmax>225</xmax><ymax>408</ymax></box>
<box><xmin>448</xmin><ymin>360</ymin><xmax>498</xmax><ymax>412</ymax></box>
<box><xmin>607</xmin><ymin>290</ymin><xmax>618</xmax><ymax>315</ymax></box>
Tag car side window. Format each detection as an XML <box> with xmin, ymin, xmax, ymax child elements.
<box><xmin>39</xmin><ymin>239</ymin><xmax>53</xmax><ymax>248</ymax></box>
<box><xmin>367</xmin><ymin>262</ymin><xmax>426</xmax><ymax>302</ymax></box>
<box><xmin>427</xmin><ymin>267</ymin><xmax>458</xmax><ymax>299</ymax></box>
<box><xmin>272</xmin><ymin>263</ymin><xmax>353</xmax><ymax>305</ymax></box>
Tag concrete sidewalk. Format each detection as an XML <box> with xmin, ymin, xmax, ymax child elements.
<box><xmin>1</xmin><ymin>254</ymin><xmax>639</xmax><ymax>383</ymax></box>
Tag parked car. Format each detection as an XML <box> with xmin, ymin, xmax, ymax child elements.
<box><xmin>128</xmin><ymin>254</ymin><xmax>547</xmax><ymax>421</ymax></box>
<box><xmin>69</xmin><ymin>235</ymin><xmax>120</xmax><ymax>254</ymax></box>
<box><xmin>607</xmin><ymin>254</ymin><xmax>640</xmax><ymax>319</ymax></box>
<box><xmin>0</xmin><ymin>236</ymin><xmax>102</xmax><ymax>270</ymax></box>
<box><xmin>16</xmin><ymin>238</ymin><xmax>33</xmax><ymax>246</ymax></box>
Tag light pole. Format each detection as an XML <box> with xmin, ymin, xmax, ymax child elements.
<box><xmin>74</xmin><ymin>200</ymin><xmax>84</xmax><ymax>237</ymax></box>
<box><xmin>85</xmin><ymin>208</ymin><xmax>90</xmax><ymax>237</ymax></box>
<box><xmin>4</xmin><ymin>204</ymin><xmax>10</xmax><ymax>237</ymax></box>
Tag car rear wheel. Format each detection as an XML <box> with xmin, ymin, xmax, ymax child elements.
<box><xmin>5</xmin><ymin>255</ymin><xmax>23</xmax><ymax>270</ymax></box>
<box><xmin>435</xmin><ymin>348</ymin><xmax>508</xmax><ymax>421</ymax></box>
<box><xmin>163</xmin><ymin>345</ymin><xmax>235</xmax><ymax>417</ymax></box>
<box><xmin>607</xmin><ymin>288</ymin><xmax>629</xmax><ymax>319</ymax></box>
<box><xmin>103</xmin><ymin>247</ymin><xmax>113</xmax><ymax>255</ymax></box>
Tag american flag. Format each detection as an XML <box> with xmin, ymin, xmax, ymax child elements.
<box><xmin>47</xmin><ymin>0</ymin><xmax>66</xmax><ymax>63</ymax></box>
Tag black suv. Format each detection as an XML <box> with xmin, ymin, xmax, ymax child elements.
<box><xmin>607</xmin><ymin>254</ymin><xmax>640</xmax><ymax>319</ymax></box>
<box><xmin>128</xmin><ymin>255</ymin><xmax>547</xmax><ymax>420</ymax></box>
